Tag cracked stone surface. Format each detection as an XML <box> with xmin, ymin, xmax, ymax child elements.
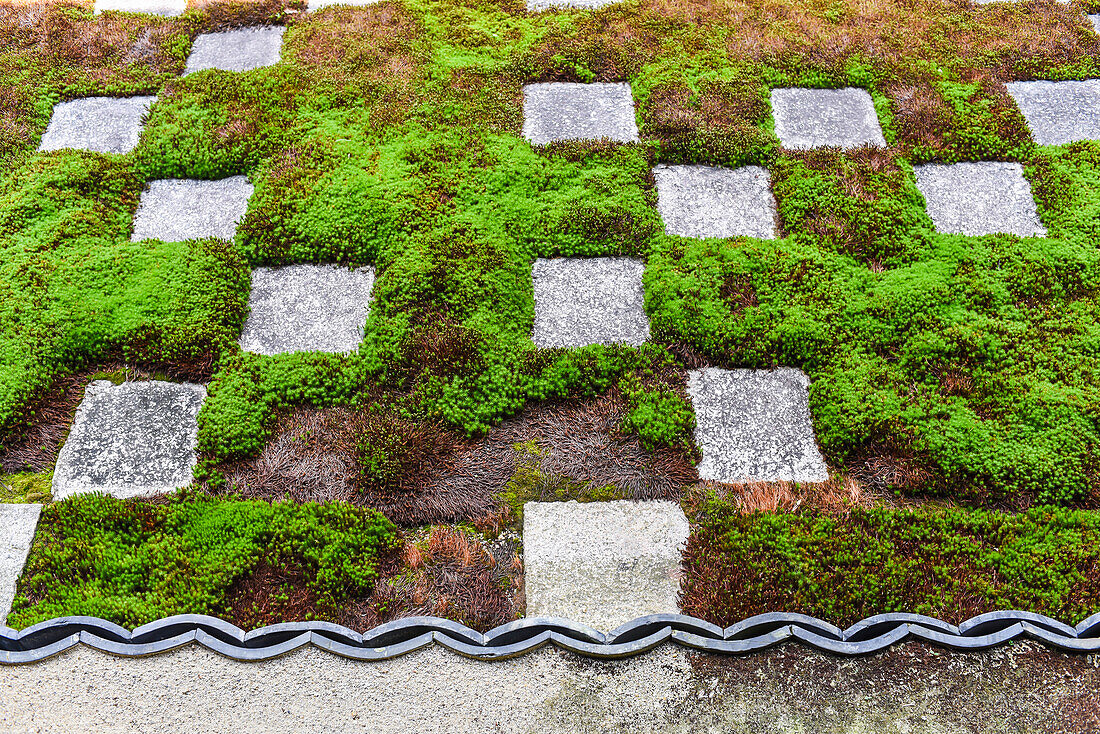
<box><xmin>94</xmin><ymin>0</ymin><xmax>187</xmax><ymax>14</ymax></box>
<box><xmin>532</xmin><ymin>257</ymin><xmax>649</xmax><ymax>348</ymax></box>
<box><xmin>1006</xmin><ymin>79</ymin><xmax>1100</xmax><ymax>146</ymax></box>
<box><xmin>523</xmin><ymin>500</ymin><xmax>689</xmax><ymax>631</ymax></box>
<box><xmin>653</xmin><ymin>164</ymin><xmax>777</xmax><ymax>240</ymax></box>
<box><xmin>522</xmin><ymin>83</ymin><xmax>639</xmax><ymax>145</ymax></box>
<box><xmin>38</xmin><ymin>96</ymin><xmax>155</xmax><ymax>155</ymax></box>
<box><xmin>688</xmin><ymin>367</ymin><xmax>828</xmax><ymax>484</ymax></box>
<box><xmin>527</xmin><ymin>0</ymin><xmax>620</xmax><ymax>10</ymax></box>
<box><xmin>130</xmin><ymin>176</ymin><xmax>253</xmax><ymax>242</ymax></box>
<box><xmin>184</xmin><ymin>27</ymin><xmax>285</xmax><ymax>75</ymax></box>
<box><xmin>0</xmin><ymin>504</ymin><xmax>40</xmax><ymax>625</ymax></box>
<box><xmin>913</xmin><ymin>162</ymin><xmax>1046</xmax><ymax>237</ymax></box>
<box><xmin>770</xmin><ymin>87</ymin><xmax>886</xmax><ymax>150</ymax></box>
<box><xmin>52</xmin><ymin>381</ymin><xmax>206</xmax><ymax>501</ymax></box>
<box><xmin>239</xmin><ymin>264</ymin><xmax>376</xmax><ymax>355</ymax></box>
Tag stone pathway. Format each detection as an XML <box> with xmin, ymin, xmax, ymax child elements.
<box><xmin>93</xmin><ymin>0</ymin><xmax>186</xmax><ymax>15</ymax></box>
<box><xmin>770</xmin><ymin>87</ymin><xmax>886</xmax><ymax>149</ymax></box>
<box><xmin>653</xmin><ymin>164</ymin><xmax>777</xmax><ymax>240</ymax></box>
<box><xmin>0</xmin><ymin>504</ymin><xmax>40</xmax><ymax>624</ymax></box>
<box><xmin>130</xmin><ymin>176</ymin><xmax>254</xmax><ymax>242</ymax></box>
<box><xmin>38</xmin><ymin>96</ymin><xmax>155</xmax><ymax>155</ymax></box>
<box><xmin>913</xmin><ymin>162</ymin><xmax>1047</xmax><ymax>237</ymax></box>
<box><xmin>184</xmin><ymin>27</ymin><xmax>286</xmax><ymax>75</ymax></box>
<box><xmin>239</xmin><ymin>264</ymin><xmax>376</xmax><ymax>355</ymax></box>
<box><xmin>308</xmin><ymin>0</ymin><xmax>379</xmax><ymax>7</ymax></box>
<box><xmin>1006</xmin><ymin>79</ymin><xmax>1100</xmax><ymax>146</ymax></box>
<box><xmin>522</xmin><ymin>500</ymin><xmax>689</xmax><ymax>630</ymax></box>
<box><xmin>52</xmin><ymin>381</ymin><xmax>206</xmax><ymax>501</ymax></box>
<box><xmin>527</xmin><ymin>0</ymin><xmax>621</xmax><ymax>11</ymax></box>
<box><xmin>522</xmin><ymin>82</ymin><xmax>639</xmax><ymax>144</ymax></box>
<box><xmin>531</xmin><ymin>257</ymin><xmax>649</xmax><ymax>348</ymax></box>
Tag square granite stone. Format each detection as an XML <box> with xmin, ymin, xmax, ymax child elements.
<box><xmin>523</xmin><ymin>500</ymin><xmax>690</xmax><ymax>631</ymax></box>
<box><xmin>1006</xmin><ymin>79</ymin><xmax>1100</xmax><ymax>146</ymax></box>
<box><xmin>239</xmin><ymin>264</ymin><xmax>376</xmax><ymax>355</ymax></box>
<box><xmin>53</xmin><ymin>381</ymin><xmax>206</xmax><ymax>501</ymax></box>
<box><xmin>527</xmin><ymin>0</ymin><xmax>620</xmax><ymax>10</ymax></box>
<box><xmin>94</xmin><ymin>0</ymin><xmax>187</xmax><ymax>14</ymax></box>
<box><xmin>1091</xmin><ymin>14</ymin><xmax>1100</xmax><ymax>34</ymax></box>
<box><xmin>0</xmin><ymin>504</ymin><xmax>41</xmax><ymax>624</ymax></box>
<box><xmin>653</xmin><ymin>164</ymin><xmax>777</xmax><ymax>240</ymax></box>
<box><xmin>532</xmin><ymin>257</ymin><xmax>649</xmax><ymax>348</ymax></box>
<box><xmin>522</xmin><ymin>83</ymin><xmax>639</xmax><ymax>145</ymax></box>
<box><xmin>39</xmin><ymin>96</ymin><xmax>155</xmax><ymax>155</ymax></box>
<box><xmin>770</xmin><ymin>87</ymin><xmax>886</xmax><ymax>150</ymax></box>
<box><xmin>687</xmin><ymin>367</ymin><xmax>829</xmax><ymax>484</ymax></box>
<box><xmin>308</xmin><ymin>0</ymin><xmax>379</xmax><ymax>7</ymax></box>
<box><xmin>184</xmin><ymin>27</ymin><xmax>285</xmax><ymax>75</ymax></box>
<box><xmin>913</xmin><ymin>162</ymin><xmax>1046</xmax><ymax>237</ymax></box>
<box><xmin>130</xmin><ymin>176</ymin><xmax>253</xmax><ymax>242</ymax></box>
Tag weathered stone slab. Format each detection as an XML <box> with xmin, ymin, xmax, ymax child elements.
<box><xmin>308</xmin><ymin>0</ymin><xmax>379</xmax><ymax>8</ymax></box>
<box><xmin>532</xmin><ymin>257</ymin><xmax>649</xmax><ymax>348</ymax></box>
<box><xmin>653</xmin><ymin>164</ymin><xmax>777</xmax><ymax>240</ymax></box>
<box><xmin>526</xmin><ymin>0</ymin><xmax>620</xmax><ymax>10</ymax></box>
<box><xmin>687</xmin><ymin>367</ymin><xmax>828</xmax><ymax>483</ymax></box>
<box><xmin>0</xmin><ymin>504</ymin><xmax>41</xmax><ymax>624</ymax></box>
<box><xmin>184</xmin><ymin>27</ymin><xmax>285</xmax><ymax>75</ymax></box>
<box><xmin>39</xmin><ymin>96</ymin><xmax>155</xmax><ymax>155</ymax></box>
<box><xmin>523</xmin><ymin>500</ymin><xmax>689</xmax><ymax>631</ymax></box>
<box><xmin>130</xmin><ymin>176</ymin><xmax>253</xmax><ymax>242</ymax></box>
<box><xmin>770</xmin><ymin>87</ymin><xmax>886</xmax><ymax>150</ymax></box>
<box><xmin>94</xmin><ymin>0</ymin><xmax>187</xmax><ymax>15</ymax></box>
<box><xmin>239</xmin><ymin>264</ymin><xmax>376</xmax><ymax>355</ymax></box>
<box><xmin>522</xmin><ymin>83</ymin><xmax>639</xmax><ymax>145</ymax></box>
<box><xmin>52</xmin><ymin>381</ymin><xmax>206</xmax><ymax>501</ymax></box>
<box><xmin>1091</xmin><ymin>14</ymin><xmax>1100</xmax><ymax>34</ymax></box>
<box><xmin>913</xmin><ymin>162</ymin><xmax>1046</xmax><ymax>237</ymax></box>
<box><xmin>1005</xmin><ymin>79</ymin><xmax>1100</xmax><ymax>146</ymax></box>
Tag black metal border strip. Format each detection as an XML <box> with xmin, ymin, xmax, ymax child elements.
<box><xmin>1</xmin><ymin>610</ymin><xmax>1098</xmax><ymax>663</ymax></box>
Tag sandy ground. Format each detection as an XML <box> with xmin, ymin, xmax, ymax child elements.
<box><xmin>0</xmin><ymin>640</ymin><xmax>1096</xmax><ymax>733</ymax></box>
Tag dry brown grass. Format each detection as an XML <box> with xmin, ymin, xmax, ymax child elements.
<box><xmin>685</xmin><ymin>474</ymin><xmax>883</xmax><ymax>516</ymax></box>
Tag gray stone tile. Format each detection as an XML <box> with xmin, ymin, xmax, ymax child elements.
<box><xmin>770</xmin><ymin>87</ymin><xmax>886</xmax><ymax>150</ymax></box>
<box><xmin>239</xmin><ymin>264</ymin><xmax>376</xmax><ymax>355</ymax></box>
<box><xmin>53</xmin><ymin>381</ymin><xmax>206</xmax><ymax>501</ymax></box>
<box><xmin>0</xmin><ymin>504</ymin><xmax>41</xmax><ymax>625</ymax></box>
<box><xmin>527</xmin><ymin>0</ymin><xmax>620</xmax><ymax>10</ymax></box>
<box><xmin>523</xmin><ymin>500</ymin><xmax>689</xmax><ymax>631</ymax></box>
<box><xmin>522</xmin><ymin>83</ymin><xmax>639</xmax><ymax>145</ymax></box>
<box><xmin>38</xmin><ymin>96</ymin><xmax>155</xmax><ymax>155</ymax></box>
<box><xmin>1006</xmin><ymin>79</ymin><xmax>1100</xmax><ymax>146</ymax></box>
<box><xmin>653</xmin><ymin>164</ymin><xmax>777</xmax><ymax>240</ymax></box>
<box><xmin>1091</xmin><ymin>14</ymin><xmax>1100</xmax><ymax>34</ymax></box>
<box><xmin>184</xmin><ymin>27</ymin><xmax>285</xmax><ymax>75</ymax></box>
<box><xmin>130</xmin><ymin>176</ymin><xmax>253</xmax><ymax>242</ymax></box>
<box><xmin>687</xmin><ymin>367</ymin><xmax>828</xmax><ymax>484</ymax></box>
<box><xmin>94</xmin><ymin>0</ymin><xmax>187</xmax><ymax>15</ymax></box>
<box><xmin>532</xmin><ymin>257</ymin><xmax>649</xmax><ymax>348</ymax></box>
<box><xmin>307</xmin><ymin>0</ymin><xmax>379</xmax><ymax>8</ymax></box>
<box><xmin>913</xmin><ymin>162</ymin><xmax>1046</xmax><ymax>237</ymax></box>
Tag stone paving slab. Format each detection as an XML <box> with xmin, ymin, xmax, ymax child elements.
<box><xmin>130</xmin><ymin>176</ymin><xmax>253</xmax><ymax>242</ymax></box>
<box><xmin>523</xmin><ymin>500</ymin><xmax>690</xmax><ymax>631</ymax></box>
<box><xmin>913</xmin><ymin>162</ymin><xmax>1046</xmax><ymax>237</ymax></box>
<box><xmin>653</xmin><ymin>164</ymin><xmax>777</xmax><ymax>240</ymax></box>
<box><xmin>687</xmin><ymin>367</ymin><xmax>828</xmax><ymax>484</ymax></box>
<box><xmin>184</xmin><ymin>27</ymin><xmax>285</xmax><ymax>75</ymax></box>
<box><xmin>532</xmin><ymin>257</ymin><xmax>649</xmax><ymax>348</ymax></box>
<box><xmin>308</xmin><ymin>0</ymin><xmax>379</xmax><ymax>7</ymax></box>
<box><xmin>239</xmin><ymin>264</ymin><xmax>376</xmax><ymax>355</ymax></box>
<box><xmin>94</xmin><ymin>0</ymin><xmax>187</xmax><ymax>14</ymax></box>
<box><xmin>52</xmin><ymin>381</ymin><xmax>206</xmax><ymax>501</ymax></box>
<box><xmin>770</xmin><ymin>87</ymin><xmax>886</xmax><ymax>150</ymax></box>
<box><xmin>39</xmin><ymin>96</ymin><xmax>155</xmax><ymax>155</ymax></box>
<box><xmin>1091</xmin><ymin>14</ymin><xmax>1100</xmax><ymax>34</ymax></box>
<box><xmin>522</xmin><ymin>83</ymin><xmax>639</xmax><ymax>145</ymax></box>
<box><xmin>0</xmin><ymin>504</ymin><xmax>40</xmax><ymax>624</ymax></box>
<box><xmin>527</xmin><ymin>0</ymin><xmax>620</xmax><ymax>10</ymax></box>
<box><xmin>1005</xmin><ymin>79</ymin><xmax>1100</xmax><ymax>146</ymax></box>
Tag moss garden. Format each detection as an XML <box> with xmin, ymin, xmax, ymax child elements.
<box><xmin>3</xmin><ymin>0</ymin><xmax>1100</xmax><ymax>631</ymax></box>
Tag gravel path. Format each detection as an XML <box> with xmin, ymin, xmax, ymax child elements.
<box><xmin>0</xmin><ymin>641</ymin><xmax>1094</xmax><ymax>733</ymax></box>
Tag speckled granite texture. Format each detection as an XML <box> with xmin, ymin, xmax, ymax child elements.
<box><xmin>184</xmin><ymin>27</ymin><xmax>286</xmax><ymax>75</ymax></box>
<box><xmin>130</xmin><ymin>176</ymin><xmax>253</xmax><ymax>242</ymax></box>
<box><xmin>38</xmin><ymin>96</ymin><xmax>155</xmax><ymax>155</ymax></box>
<box><xmin>308</xmin><ymin>0</ymin><xmax>379</xmax><ymax>7</ymax></box>
<box><xmin>527</xmin><ymin>0</ymin><xmax>620</xmax><ymax>10</ymax></box>
<box><xmin>0</xmin><ymin>504</ymin><xmax>40</xmax><ymax>624</ymax></box>
<box><xmin>770</xmin><ymin>87</ymin><xmax>886</xmax><ymax>150</ymax></box>
<box><xmin>522</xmin><ymin>83</ymin><xmax>639</xmax><ymax>144</ymax></box>
<box><xmin>93</xmin><ymin>0</ymin><xmax>186</xmax><ymax>14</ymax></box>
<box><xmin>1006</xmin><ymin>79</ymin><xmax>1100</xmax><ymax>146</ymax></box>
<box><xmin>653</xmin><ymin>164</ymin><xmax>777</xmax><ymax>240</ymax></box>
<box><xmin>532</xmin><ymin>257</ymin><xmax>649</xmax><ymax>348</ymax></box>
<box><xmin>913</xmin><ymin>162</ymin><xmax>1046</xmax><ymax>237</ymax></box>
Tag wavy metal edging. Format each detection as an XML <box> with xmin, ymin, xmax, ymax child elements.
<box><xmin>1</xmin><ymin>611</ymin><xmax>1098</xmax><ymax>664</ymax></box>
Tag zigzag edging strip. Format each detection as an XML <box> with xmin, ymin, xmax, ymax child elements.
<box><xmin>2</xmin><ymin>611</ymin><xmax>1099</xmax><ymax>664</ymax></box>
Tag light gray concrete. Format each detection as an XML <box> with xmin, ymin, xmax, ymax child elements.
<box><xmin>38</xmin><ymin>97</ymin><xmax>155</xmax><ymax>155</ymax></box>
<box><xmin>653</xmin><ymin>164</ymin><xmax>777</xmax><ymax>240</ymax></box>
<box><xmin>523</xmin><ymin>500</ymin><xmax>689</xmax><ymax>631</ymax></box>
<box><xmin>308</xmin><ymin>0</ymin><xmax>379</xmax><ymax>7</ymax></box>
<box><xmin>527</xmin><ymin>0</ymin><xmax>620</xmax><ymax>10</ymax></box>
<box><xmin>93</xmin><ymin>0</ymin><xmax>186</xmax><ymax>15</ymax></box>
<box><xmin>770</xmin><ymin>87</ymin><xmax>886</xmax><ymax>150</ymax></box>
<box><xmin>0</xmin><ymin>505</ymin><xmax>40</xmax><ymax>625</ymax></box>
<box><xmin>184</xmin><ymin>27</ymin><xmax>285</xmax><ymax>75</ymax></box>
<box><xmin>913</xmin><ymin>162</ymin><xmax>1046</xmax><ymax>237</ymax></box>
<box><xmin>130</xmin><ymin>176</ymin><xmax>253</xmax><ymax>242</ymax></box>
<box><xmin>239</xmin><ymin>264</ymin><xmax>375</xmax><ymax>355</ymax></box>
<box><xmin>522</xmin><ymin>83</ymin><xmax>639</xmax><ymax>145</ymax></box>
<box><xmin>532</xmin><ymin>257</ymin><xmax>649</xmax><ymax>348</ymax></box>
<box><xmin>1006</xmin><ymin>78</ymin><xmax>1100</xmax><ymax>146</ymax></box>
<box><xmin>52</xmin><ymin>381</ymin><xmax>206</xmax><ymax>501</ymax></box>
<box><xmin>1091</xmin><ymin>14</ymin><xmax>1100</xmax><ymax>34</ymax></box>
<box><xmin>687</xmin><ymin>367</ymin><xmax>828</xmax><ymax>484</ymax></box>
